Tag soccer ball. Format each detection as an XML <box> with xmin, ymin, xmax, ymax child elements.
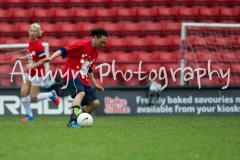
<box><xmin>77</xmin><ymin>113</ymin><xmax>93</xmax><ymax>127</ymax></box>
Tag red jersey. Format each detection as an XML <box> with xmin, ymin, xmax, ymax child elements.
<box><xmin>61</xmin><ymin>40</ymin><xmax>98</xmax><ymax>86</ymax></box>
<box><xmin>27</xmin><ymin>39</ymin><xmax>46</xmax><ymax>77</ymax></box>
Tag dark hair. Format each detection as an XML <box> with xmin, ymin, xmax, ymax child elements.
<box><xmin>91</xmin><ymin>28</ymin><xmax>108</xmax><ymax>38</ymax></box>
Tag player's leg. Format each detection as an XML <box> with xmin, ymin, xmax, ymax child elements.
<box><xmin>30</xmin><ymin>77</ymin><xmax>59</xmax><ymax>106</ymax></box>
<box><xmin>82</xmin><ymin>100</ymin><xmax>100</xmax><ymax>114</ymax></box>
<box><xmin>66</xmin><ymin>78</ymin><xmax>85</xmax><ymax>128</ymax></box>
<box><xmin>20</xmin><ymin>75</ymin><xmax>32</xmax><ymax>121</ymax></box>
<box><xmin>80</xmin><ymin>85</ymin><xmax>100</xmax><ymax>114</ymax></box>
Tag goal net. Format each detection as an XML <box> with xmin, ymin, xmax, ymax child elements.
<box><xmin>0</xmin><ymin>43</ymin><xmax>50</xmax><ymax>87</ymax></box>
<box><xmin>180</xmin><ymin>23</ymin><xmax>240</xmax><ymax>88</ymax></box>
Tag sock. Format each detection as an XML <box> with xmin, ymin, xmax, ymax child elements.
<box><xmin>21</xmin><ymin>96</ymin><xmax>33</xmax><ymax>117</ymax></box>
<box><xmin>37</xmin><ymin>92</ymin><xmax>52</xmax><ymax>101</ymax></box>
<box><xmin>69</xmin><ymin>105</ymin><xmax>80</xmax><ymax>122</ymax></box>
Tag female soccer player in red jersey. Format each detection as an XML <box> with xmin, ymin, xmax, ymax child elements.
<box><xmin>36</xmin><ymin>28</ymin><xmax>108</xmax><ymax>128</ymax></box>
<box><xmin>16</xmin><ymin>23</ymin><xmax>59</xmax><ymax>121</ymax></box>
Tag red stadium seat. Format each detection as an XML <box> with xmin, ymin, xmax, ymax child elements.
<box><xmin>164</xmin><ymin>63</ymin><xmax>181</xmax><ymax>74</ymax></box>
<box><xmin>120</xmin><ymin>64</ymin><xmax>139</xmax><ymax>73</ymax></box>
<box><xmin>123</xmin><ymin>77</ymin><xmax>142</xmax><ymax>86</ymax></box>
<box><xmin>0</xmin><ymin>9</ymin><xmax>11</xmax><ymax>23</ymax></box>
<box><xmin>189</xmin><ymin>36</ymin><xmax>211</xmax><ymax>51</ymax></box>
<box><xmin>140</xmin><ymin>21</ymin><xmax>162</xmax><ymax>37</ymax></box>
<box><xmin>220</xmin><ymin>51</ymin><xmax>240</xmax><ymax>62</ymax></box>
<box><xmin>184</xmin><ymin>51</ymin><xmax>195</xmax><ymax>62</ymax></box>
<box><xmin>198</xmin><ymin>6</ymin><xmax>220</xmax><ymax>22</ymax></box>
<box><xmin>26</xmin><ymin>0</ymin><xmax>46</xmax><ymax>8</ymax></box>
<box><xmin>5</xmin><ymin>52</ymin><xmax>24</xmax><ymax>64</ymax></box>
<box><xmin>189</xmin><ymin>76</ymin><xmax>221</xmax><ymax>86</ymax></box>
<box><xmin>142</xmin><ymin>64</ymin><xmax>161</xmax><ymax>73</ymax></box>
<box><xmin>0</xmin><ymin>0</ymin><xmax>4</xmax><ymax>8</ymax></box>
<box><xmin>0</xmin><ymin>37</ymin><xmax>4</xmax><ymax>44</ymax></box>
<box><xmin>167</xmin><ymin>76</ymin><xmax>181</xmax><ymax>86</ymax></box>
<box><xmin>211</xmin><ymin>0</ymin><xmax>231</xmax><ymax>7</ymax></box>
<box><xmin>120</xmin><ymin>22</ymin><xmax>141</xmax><ymax>37</ymax></box>
<box><xmin>230</xmin><ymin>64</ymin><xmax>240</xmax><ymax>73</ymax></box>
<box><xmin>95</xmin><ymin>77</ymin><xmax>120</xmax><ymax>86</ymax></box>
<box><xmin>190</xmin><ymin>0</ymin><xmax>210</xmax><ymax>7</ymax></box>
<box><xmin>161</xmin><ymin>21</ymin><xmax>181</xmax><ymax>36</ymax></box>
<box><xmin>149</xmin><ymin>0</ymin><xmax>169</xmax><ymax>7</ymax></box>
<box><xmin>233</xmin><ymin>36</ymin><xmax>240</xmax><ymax>51</ymax></box>
<box><xmin>79</xmin><ymin>22</ymin><xmax>99</xmax><ymax>37</ymax></box>
<box><xmin>107</xmin><ymin>0</ymin><xmax>128</xmax><ymax>7</ymax></box>
<box><xmin>114</xmin><ymin>7</ymin><xmax>136</xmax><ymax>22</ymax></box>
<box><xmin>87</xmin><ymin>0</ymin><xmax>108</xmax><ymax>8</ymax></box>
<box><xmin>0</xmin><ymin>78</ymin><xmax>12</xmax><ymax>87</ymax></box>
<box><xmin>212</xmin><ymin>36</ymin><xmax>232</xmax><ymax>50</ymax></box>
<box><xmin>41</xmin><ymin>37</ymin><xmax>65</xmax><ymax>51</ymax></box>
<box><xmin>128</xmin><ymin>0</ymin><xmax>150</xmax><ymax>7</ymax></box>
<box><xmin>0</xmin><ymin>23</ymin><xmax>17</xmax><ymax>37</ymax></box>
<box><xmin>194</xmin><ymin>50</ymin><xmax>221</xmax><ymax>62</ymax></box>
<box><xmin>73</xmin><ymin>8</ymin><xmax>94</xmax><ymax>22</ymax></box>
<box><xmin>94</xmin><ymin>8</ymin><xmax>114</xmax><ymax>22</ymax></box>
<box><xmin>19</xmin><ymin>36</ymin><xmax>30</xmax><ymax>43</ymax></box>
<box><xmin>222</xmin><ymin>76</ymin><xmax>240</xmax><ymax>86</ymax></box>
<box><xmin>135</xmin><ymin>7</ymin><xmax>156</xmax><ymax>22</ymax></box>
<box><xmin>156</xmin><ymin>7</ymin><xmax>177</xmax><ymax>21</ymax></box>
<box><xmin>219</xmin><ymin>7</ymin><xmax>240</xmax><ymax>22</ymax></box>
<box><xmin>11</xmin><ymin>9</ymin><xmax>32</xmax><ymax>23</ymax></box>
<box><xmin>52</xmin><ymin>8</ymin><xmax>73</xmax><ymax>23</ymax></box>
<box><xmin>40</xmin><ymin>22</ymin><xmax>58</xmax><ymax>37</ymax></box>
<box><xmin>32</xmin><ymin>8</ymin><xmax>53</xmax><ymax>23</ymax></box>
<box><xmin>154</xmin><ymin>51</ymin><xmax>179</xmax><ymax>63</ymax></box>
<box><xmin>66</xmin><ymin>0</ymin><xmax>87</xmax><ymax>8</ymax></box>
<box><xmin>16</xmin><ymin>22</ymin><xmax>30</xmax><ymax>37</ymax></box>
<box><xmin>176</xmin><ymin>7</ymin><xmax>199</xmax><ymax>22</ymax></box>
<box><xmin>0</xmin><ymin>55</ymin><xmax>9</xmax><ymax>64</ymax></box>
<box><xmin>62</xmin><ymin>36</ymin><xmax>79</xmax><ymax>45</ymax></box>
<box><xmin>5</xmin><ymin>0</ymin><xmax>25</xmax><ymax>8</ymax></box>
<box><xmin>170</xmin><ymin>0</ymin><xmax>190</xmax><ymax>6</ymax></box>
<box><xmin>112</xmin><ymin>52</ymin><xmax>137</xmax><ymax>63</ymax></box>
<box><xmin>167</xmin><ymin>35</ymin><xmax>181</xmax><ymax>51</ymax></box>
<box><xmin>46</xmin><ymin>0</ymin><xmax>66</xmax><ymax>8</ymax></box>
<box><xmin>58</xmin><ymin>23</ymin><xmax>79</xmax><ymax>37</ymax></box>
<box><xmin>0</xmin><ymin>65</ymin><xmax>13</xmax><ymax>75</ymax></box>
<box><xmin>211</xmin><ymin>63</ymin><xmax>230</xmax><ymax>73</ymax></box>
<box><xmin>149</xmin><ymin>37</ymin><xmax>171</xmax><ymax>52</ymax></box>
<box><xmin>134</xmin><ymin>52</ymin><xmax>156</xmax><ymax>62</ymax></box>
<box><xmin>231</xmin><ymin>0</ymin><xmax>240</xmax><ymax>6</ymax></box>
<box><xmin>106</xmin><ymin>37</ymin><xmax>128</xmax><ymax>52</ymax></box>
<box><xmin>127</xmin><ymin>37</ymin><xmax>149</xmax><ymax>52</ymax></box>
<box><xmin>99</xmin><ymin>22</ymin><xmax>121</xmax><ymax>37</ymax></box>
<box><xmin>94</xmin><ymin>52</ymin><xmax>114</xmax><ymax>64</ymax></box>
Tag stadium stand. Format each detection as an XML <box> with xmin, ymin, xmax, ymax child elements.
<box><xmin>0</xmin><ymin>0</ymin><xmax>240</xmax><ymax>87</ymax></box>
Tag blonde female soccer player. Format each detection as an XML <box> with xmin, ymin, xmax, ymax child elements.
<box><xmin>16</xmin><ymin>23</ymin><xmax>59</xmax><ymax>121</ymax></box>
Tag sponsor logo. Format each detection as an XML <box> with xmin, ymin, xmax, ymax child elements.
<box><xmin>104</xmin><ymin>96</ymin><xmax>131</xmax><ymax>114</ymax></box>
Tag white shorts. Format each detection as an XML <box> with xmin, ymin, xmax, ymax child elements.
<box><xmin>24</xmin><ymin>74</ymin><xmax>44</xmax><ymax>86</ymax></box>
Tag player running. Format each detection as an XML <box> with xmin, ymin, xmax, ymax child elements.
<box><xmin>33</xmin><ymin>28</ymin><xmax>108</xmax><ymax>128</ymax></box>
<box><xmin>15</xmin><ymin>23</ymin><xmax>59</xmax><ymax>121</ymax></box>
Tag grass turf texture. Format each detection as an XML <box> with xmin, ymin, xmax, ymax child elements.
<box><xmin>0</xmin><ymin>116</ymin><xmax>240</xmax><ymax>160</ymax></box>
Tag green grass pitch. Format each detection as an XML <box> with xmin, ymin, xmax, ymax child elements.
<box><xmin>0</xmin><ymin>116</ymin><xmax>240</xmax><ymax>160</ymax></box>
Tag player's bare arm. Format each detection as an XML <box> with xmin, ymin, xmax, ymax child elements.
<box><xmin>88</xmin><ymin>72</ymin><xmax>104</xmax><ymax>91</ymax></box>
<box><xmin>16</xmin><ymin>56</ymin><xmax>28</xmax><ymax>61</ymax></box>
<box><xmin>43</xmin><ymin>50</ymin><xmax>62</xmax><ymax>63</ymax></box>
<box><xmin>26</xmin><ymin>59</ymin><xmax>45</xmax><ymax>70</ymax></box>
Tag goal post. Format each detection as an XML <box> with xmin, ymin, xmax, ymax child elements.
<box><xmin>0</xmin><ymin>42</ymin><xmax>50</xmax><ymax>86</ymax></box>
<box><xmin>180</xmin><ymin>22</ymin><xmax>240</xmax><ymax>87</ymax></box>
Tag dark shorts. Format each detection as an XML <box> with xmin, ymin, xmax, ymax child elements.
<box><xmin>64</xmin><ymin>78</ymin><xmax>97</xmax><ymax>106</ymax></box>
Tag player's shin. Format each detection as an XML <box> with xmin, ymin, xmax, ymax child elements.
<box><xmin>69</xmin><ymin>105</ymin><xmax>80</xmax><ymax>122</ymax></box>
